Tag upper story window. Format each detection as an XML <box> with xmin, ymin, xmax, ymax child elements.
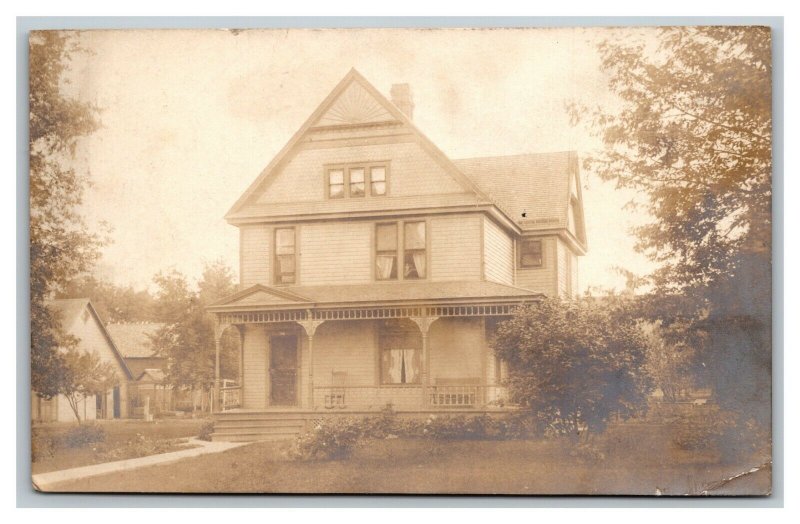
<box><xmin>375</xmin><ymin>220</ymin><xmax>427</xmax><ymax>281</ymax></box>
<box><xmin>274</xmin><ymin>227</ymin><xmax>296</xmax><ymax>284</ymax></box>
<box><xmin>375</xmin><ymin>223</ymin><xmax>398</xmax><ymax>280</ymax></box>
<box><xmin>403</xmin><ymin>221</ymin><xmax>426</xmax><ymax>279</ymax></box>
<box><xmin>326</xmin><ymin>163</ymin><xmax>388</xmax><ymax>199</ymax></box>
<box><xmin>519</xmin><ymin>238</ymin><xmax>543</xmax><ymax>269</ymax></box>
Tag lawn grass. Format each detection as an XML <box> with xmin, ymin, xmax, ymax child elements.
<box><xmin>49</xmin><ymin>432</ymin><xmax>770</xmax><ymax>495</ymax></box>
<box><xmin>32</xmin><ymin>418</ymin><xmax>210</xmax><ymax>474</ymax></box>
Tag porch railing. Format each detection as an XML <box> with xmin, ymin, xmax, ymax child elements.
<box><xmin>311</xmin><ymin>384</ymin><xmax>509</xmax><ymax>410</ymax></box>
<box><xmin>220</xmin><ymin>386</ymin><xmax>242</xmax><ymax>411</ymax></box>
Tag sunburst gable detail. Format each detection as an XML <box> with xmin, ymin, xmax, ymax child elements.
<box><xmin>312</xmin><ymin>81</ymin><xmax>396</xmax><ymax>127</ymax></box>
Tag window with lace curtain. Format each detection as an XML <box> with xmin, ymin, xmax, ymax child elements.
<box><xmin>379</xmin><ymin>321</ymin><xmax>421</xmax><ymax>385</ymax></box>
<box><xmin>375</xmin><ymin>221</ymin><xmax>426</xmax><ymax>281</ymax></box>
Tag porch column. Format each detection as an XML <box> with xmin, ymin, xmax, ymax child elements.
<box><xmin>298</xmin><ymin>313</ymin><xmax>325</xmax><ymax>410</ymax></box>
<box><xmin>410</xmin><ymin>316</ymin><xmax>439</xmax><ymax>407</ymax></box>
<box><xmin>212</xmin><ymin>319</ymin><xmax>230</xmax><ymax>413</ymax></box>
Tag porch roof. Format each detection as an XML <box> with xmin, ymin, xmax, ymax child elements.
<box><xmin>208</xmin><ymin>280</ymin><xmax>542</xmax><ymax>313</ymax></box>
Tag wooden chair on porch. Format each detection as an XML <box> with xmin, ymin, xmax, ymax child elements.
<box><xmin>324</xmin><ymin>371</ymin><xmax>348</xmax><ymax>409</ymax></box>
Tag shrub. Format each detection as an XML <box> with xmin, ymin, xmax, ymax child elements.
<box><xmin>197</xmin><ymin>421</ymin><xmax>215</xmax><ymax>441</ymax></box>
<box><xmin>56</xmin><ymin>423</ymin><xmax>106</xmax><ymax>448</ymax></box>
<box><xmin>31</xmin><ymin>435</ymin><xmax>55</xmax><ymax>462</ymax></box>
<box><xmin>291</xmin><ymin>417</ymin><xmax>366</xmax><ymax>460</ymax></box>
<box><xmin>670</xmin><ymin>407</ymin><xmax>734</xmax><ymax>451</ymax></box>
<box><xmin>290</xmin><ymin>411</ymin><xmax>541</xmax><ymax>460</ymax></box>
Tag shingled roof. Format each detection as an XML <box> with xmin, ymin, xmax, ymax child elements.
<box><xmin>453</xmin><ymin>151</ymin><xmax>578</xmax><ymax>232</ymax></box>
<box><xmin>106</xmin><ymin>323</ymin><xmax>164</xmax><ymax>358</ymax></box>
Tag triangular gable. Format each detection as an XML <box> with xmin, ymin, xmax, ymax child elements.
<box><xmin>311</xmin><ymin>80</ymin><xmax>397</xmax><ymax>128</ymax></box>
<box><xmin>48</xmin><ymin>299</ymin><xmax>134</xmax><ymax>380</ymax></box>
<box><xmin>226</xmin><ymin>68</ymin><xmax>496</xmax><ymax>220</ymax></box>
<box><xmin>209</xmin><ymin>284</ymin><xmax>311</xmax><ymax>309</ymax></box>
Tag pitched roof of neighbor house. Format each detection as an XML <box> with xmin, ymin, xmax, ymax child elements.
<box><xmin>209</xmin><ymin>281</ymin><xmax>543</xmax><ymax>311</ymax></box>
<box><xmin>136</xmin><ymin>368</ymin><xmax>166</xmax><ymax>383</ymax></box>
<box><xmin>46</xmin><ymin>298</ymin><xmax>134</xmax><ymax>380</ymax></box>
<box><xmin>106</xmin><ymin>322</ymin><xmax>164</xmax><ymax>358</ymax></box>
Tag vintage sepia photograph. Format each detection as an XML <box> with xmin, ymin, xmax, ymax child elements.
<box><xmin>28</xmin><ymin>26</ymin><xmax>772</xmax><ymax>495</ymax></box>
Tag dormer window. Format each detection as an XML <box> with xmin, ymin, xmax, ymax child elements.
<box><xmin>326</xmin><ymin>163</ymin><xmax>388</xmax><ymax>199</ymax></box>
<box><xmin>519</xmin><ymin>238</ymin><xmax>543</xmax><ymax>268</ymax></box>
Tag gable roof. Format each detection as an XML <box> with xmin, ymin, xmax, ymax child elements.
<box><xmin>136</xmin><ymin>368</ymin><xmax>167</xmax><ymax>383</ymax></box>
<box><xmin>106</xmin><ymin>322</ymin><xmax>165</xmax><ymax>358</ymax></box>
<box><xmin>46</xmin><ymin>298</ymin><xmax>134</xmax><ymax>380</ymax></box>
<box><xmin>225</xmin><ymin>68</ymin><xmax>493</xmax><ymax>221</ymax></box>
<box><xmin>454</xmin><ymin>151</ymin><xmax>587</xmax><ymax>250</ymax></box>
<box><xmin>209</xmin><ymin>281</ymin><xmax>542</xmax><ymax>312</ymax></box>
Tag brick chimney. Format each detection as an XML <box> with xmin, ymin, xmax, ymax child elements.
<box><xmin>390</xmin><ymin>83</ymin><xmax>414</xmax><ymax>120</ymax></box>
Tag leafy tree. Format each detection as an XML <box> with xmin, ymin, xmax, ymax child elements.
<box><xmin>570</xmin><ymin>26</ymin><xmax>771</xmax><ymax>294</ymax></box>
<box><xmin>492</xmin><ymin>298</ymin><xmax>653</xmax><ymax>439</ymax></box>
<box><xmin>570</xmin><ymin>27</ymin><xmax>772</xmax><ymax>428</ymax></box>
<box><xmin>30</xmin><ymin>31</ymin><xmax>103</xmax><ymax>396</ymax></box>
<box><xmin>59</xmin><ymin>276</ymin><xmax>157</xmax><ymax>323</ymax></box>
<box><xmin>59</xmin><ymin>345</ymin><xmax>118</xmax><ymax>423</ymax></box>
<box><xmin>150</xmin><ymin>263</ymin><xmax>240</xmax><ymax>391</ymax></box>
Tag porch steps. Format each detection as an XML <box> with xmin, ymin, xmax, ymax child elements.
<box><xmin>210</xmin><ymin>412</ymin><xmax>308</xmax><ymax>442</ymax></box>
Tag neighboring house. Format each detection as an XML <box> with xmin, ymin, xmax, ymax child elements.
<box><xmin>31</xmin><ymin>299</ymin><xmax>133</xmax><ymax>423</ymax></box>
<box><xmin>107</xmin><ymin>322</ymin><xmax>173</xmax><ymax>415</ymax></box>
<box><xmin>207</xmin><ymin>69</ymin><xmax>587</xmax><ymax>440</ymax></box>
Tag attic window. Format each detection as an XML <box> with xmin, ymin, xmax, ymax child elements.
<box><xmin>519</xmin><ymin>239</ymin><xmax>543</xmax><ymax>268</ymax></box>
<box><xmin>326</xmin><ymin>163</ymin><xmax>388</xmax><ymax>199</ymax></box>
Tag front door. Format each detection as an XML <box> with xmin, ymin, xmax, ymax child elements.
<box><xmin>269</xmin><ymin>335</ymin><xmax>297</xmax><ymax>406</ymax></box>
<box><xmin>112</xmin><ymin>386</ymin><xmax>121</xmax><ymax>418</ymax></box>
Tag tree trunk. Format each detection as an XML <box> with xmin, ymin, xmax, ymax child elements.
<box><xmin>66</xmin><ymin>394</ymin><xmax>82</xmax><ymax>424</ymax></box>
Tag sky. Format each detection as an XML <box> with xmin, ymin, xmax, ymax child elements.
<box><xmin>63</xmin><ymin>28</ymin><xmax>656</xmax><ymax>293</ymax></box>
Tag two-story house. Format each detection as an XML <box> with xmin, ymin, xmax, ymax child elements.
<box><xmin>208</xmin><ymin>69</ymin><xmax>586</xmax><ymax>441</ymax></box>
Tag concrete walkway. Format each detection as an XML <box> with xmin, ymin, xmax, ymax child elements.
<box><xmin>33</xmin><ymin>438</ymin><xmax>247</xmax><ymax>491</ymax></box>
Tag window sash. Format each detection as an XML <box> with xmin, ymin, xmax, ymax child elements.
<box><xmin>520</xmin><ymin>239</ymin><xmax>543</xmax><ymax>267</ymax></box>
<box><xmin>275</xmin><ymin>228</ymin><xmax>296</xmax><ymax>283</ymax></box>
<box><xmin>328</xmin><ymin>169</ymin><xmax>345</xmax><ymax>199</ymax></box>
<box><xmin>349</xmin><ymin>168</ymin><xmax>365</xmax><ymax>197</ymax></box>
<box><xmin>370</xmin><ymin>167</ymin><xmax>386</xmax><ymax>196</ymax></box>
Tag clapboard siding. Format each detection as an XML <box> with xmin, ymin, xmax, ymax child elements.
<box><xmin>241</xmin><ymin>325</ymin><xmax>267</xmax><ymax>409</ymax></box>
<box><xmin>570</xmin><ymin>249</ymin><xmax>579</xmax><ymax>297</ymax></box>
<box><xmin>483</xmin><ymin>217</ymin><xmax>514</xmax><ymax>285</ymax></box>
<box><xmin>515</xmin><ymin>236</ymin><xmax>558</xmax><ymax>296</ymax></box>
<box><xmin>240</xmin><ymin>225</ymin><xmax>271</xmax><ymax>287</ymax></box>
<box><xmin>556</xmin><ymin>238</ymin><xmax>568</xmax><ymax>297</ymax></box>
<box><xmin>313</xmin><ymin>321</ymin><xmax>377</xmax><ymax>387</ymax></box>
<box><xmin>429</xmin><ymin>215</ymin><xmax>482</xmax><ymax>281</ymax></box>
<box><xmin>299</xmin><ymin>222</ymin><xmax>372</xmax><ymax>285</ymax></box>
<box><xmin>256</xmin><ymin>141</ymin><xmax>467</xmax><ymax>205</ymax></box>
<box><xmin>429</xmin><ymin>318</ymin><xmax>484</xmax><ymax>381</ymax></box>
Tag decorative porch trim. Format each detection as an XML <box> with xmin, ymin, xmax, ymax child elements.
<box><xmin>214</xmin><ymin>302</ymin><xmax>524</xmax><ymax>325</ymax></box>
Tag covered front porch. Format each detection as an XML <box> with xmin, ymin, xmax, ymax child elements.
<box><xmin>208</xmin><ymin>282</ymin><xmax>540</xmax><ymax>418</ymax></box>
